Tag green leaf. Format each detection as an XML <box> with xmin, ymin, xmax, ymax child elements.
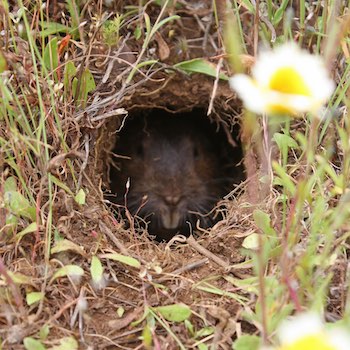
<box><xmin>50</xmin><ymin>336</ymin><xmax>78</xmax><ymax>350</ymax></box>
<box><xmin>63</xmin><ymin>61</ymin><xmax>77</xmax><ymax>92</ymax></box>
<box><xmin>174</xmin><ymin>58</ymin><xmax>229</xmax><ymax>80</ymax></box>
<box><xmin>153</xmin><ymin>304</ymin><xmax>191</xmax><ymax>322</ymax></box>
<box><xmin>152</xmin><ymin>15</ymin><xmax>180</xmax><ymax>36</ymax></box>
<box><xmin>50</xmin><ymin>265</ymin><xmax>84</xmax><ymax>283</ymax></box>
<box><xmin>316</xmin><ymin>155</ymin><xmax>343</xmax><ymax>188</ymax></box>
<box><xmin>66</xmin><ymin>0</ymin><xmax>80</xmax><ymax>29</ymax></box>
<box><xmin>43</xmin><ymin>37</ymin><xmax>59</xmax><ymax>73</ymax></box>
<box><xmin>7</xmin><ymin>271</ymin><xmax>35</xmax><ymax>285</ymax></box>
<box><xmin>51</xmin><ymin>175</ymin><xmax>74</xmax><ymax>196</ymax></box>
<box><xmin>40</xmin><ymin>325</ymin><xmax>50</xmax><ymax>341</ymax></box>
<box><xmin>78</xmin><ymin>69</ymin><xmax>96</xmax><ymax>106</ymax></box>
<box><xmin>26</xmin><ymin>292</ymin><xmax>44</xmax><ymax>306</ymax></box>
<box><xmin>23</xmin><ymin>338</ymin><xmax>46</xmax><ymax>350</ymax></box>
<box><xmin>239</xmin><ymin>0</ymin><xmax>255</xmax><ymax>13</ymax></box>
<box><xmin>6</xmin><ymin>213</ymin><xmax>18</xmax><ymax>229</ymax></box>
<box><xmin>232</xmin><ymin>335</ymin><xmax>261</xmax><ymax>350</ymax></box>
<box><xmin>126</xmin><ymin>60</ymin><xmax>158</xmax><ymax>83</ymax></box>
<box><xmin>51</xmin><ymin>239</ymin><xmax>85</xmax><ymax>256</ymax></box>
<box><xmin>4</xmin><ymin>177</ymin><xmax>17</xmax><ymax>192</ymax></box>
<box><xmin>90</xmin><ymin>256</ymin><xmax>104</xmax><ymax>285</ymax></box>
<box><xmin>272</xmin><ymin>0</ymin><xmax>290</xmax><ymax>26</ymax></box>
<box><xmin>272</xmin><ymin>161</ymin><xmax>296</xmax><ymax>195</ymax></box>
<box><xmin>81</xmin><ymin>69</ymin><xmax>96</xmax><ymax>94</ymax></box>
<box><xmin>16</xmin><ymin>222</ymin><xmax>38</xmax><ymax>241</ymax></box>
<box><xmin>194</xmin><ymin>282</ymin><xmax>248</xmax><ymax>304</ymax></box>
<box><xmin>0</xmin><ymin>50</ymin><xmax>7</xmax><ymax>73</ymax></box>
<box><xmin>141</xmin><ymin>323</ymin><xmax>152</xmax><ymax>348</ymax></box>
<box><xmin>100</xmin><ymin>253</ymin><xmax>141</xmax><ymax>268</ymax></box>
<box><xmin>273</xmin><ymin>132</ymin><xmax>298</xmax><ymax>151</ymax></box>
<box><xmin>40</xmin><ymin>22</ymin><xmax>71</xmax><ymax>38</ymax></box>
<box><xmin>136</xmin><ymin>60</ymin><xmax>158</xmax><ymax>69</ymax></box>
<box><xmin>242</xmin><ymin>233</ymin><xmax>259</xmax><ymax>250</ymax></box>
<box><xmin>225</xmin><ymin>275</ymin><xmax>259</xmax><ymax>294</ymax></box>
<box><xmin>54</xmin><ymin>228</ymin><xmax>64</xmax><ymax>242</ymax></box>
<box><xmin>195</xmin><ymin>326</ymin><xmax>215</xmax><ymax>338</ymax></box>
<box><xmin>252</xmin><ymin>210</ymin><xmax>277</xmax><ymax>237</ymax></box>
<box><xmin>102</xmin><ymin>16</ymin><xmax>122</xmax><ymax>46</ymax></box>
<box><xmin>273</xmin><ymin>132</ymin><xmax>298</xmax><ymax>167</ymax></box>
<box><xmin>4</xmin><ymin>191</ymin><xmax>36</xmax><ymax>221</ymax></box>
<box><xmin>131</xmin><ymin>307</ymin><xmax>149</xmax><ymax>327</ymax></box>
<box><xmin>184</xmin><ymin>320</ymin><xmax>194</xmax><ymax>337</ymax></box>
<box><xmin>134</xmin><ymin>26</ymin><xmax>142</xmax><ymax>40</ymax></box>
<box><xmin>117</xmin><ymin>306</ymin><xmax>125</xmax><ymax>318</ymax></box>
<box><xmin>74</xmin><ymin>188</ymin><xmax>86</xmax><ymax>205</ymax></box>
<box><xmin>143</xmin><ymin>12</ymin><xmax>151</xmax><ymax>40</ymax></box>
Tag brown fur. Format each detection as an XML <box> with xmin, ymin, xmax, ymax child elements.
<box><xmin>110</xmin><ymin>112</ymin><xmax>240</xmax><ymax>240</ymax></box>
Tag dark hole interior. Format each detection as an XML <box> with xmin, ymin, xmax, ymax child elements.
<box><xmin>108</xmin><ymin>109</ymin><xmax>245</xmax><ymax>241</ymax></box>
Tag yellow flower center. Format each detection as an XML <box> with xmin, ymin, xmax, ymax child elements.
<box><xmin>279</xmin><ymin>334</ymin><xmax>336</xmax><ymax>350</ymax></box>
<box><xmin>269</xmin><ymin>66</ymin><xmax>311</xmax><ymax>96</ymax></box>
<box><xmin>267</xmin><ymin>103</ymin><xmax>296</xmax><ymax>115</ymax></box>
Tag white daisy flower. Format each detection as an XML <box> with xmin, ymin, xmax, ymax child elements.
<box><xmin>263</xmin><ymin>312</ymin><xmax>350</xmax><ymax>350</ymax></box>
<box><xmin>230</xmin><ymin>43</ymin><xmax>335</xmax><ymax>116</ymax></box>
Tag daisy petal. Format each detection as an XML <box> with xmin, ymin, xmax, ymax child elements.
<box><xmin>230</xmin><ymin>42</ymin><xmax>335</xmax><ymax>116</ymax></box>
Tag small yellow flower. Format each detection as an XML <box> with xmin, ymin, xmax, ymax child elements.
<box><xmin>230</xmin><ymin>43</ymin><xmax>335</xmax><ymax>115</ymax></box>
<box><xmin>278</xmin><ymin>334</ymin><xmax>337</xmax><ymax>350</ymax></box>
<box><xmin>263</xmin><ymin>312</ymin><xmax>350</xmax><ymax>350</ymax></box>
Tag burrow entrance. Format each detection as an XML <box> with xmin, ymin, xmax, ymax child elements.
<box><xmin>103</xmin><ymin>78</ymin><xmax>245</xmax><ymax>241</ymax></box>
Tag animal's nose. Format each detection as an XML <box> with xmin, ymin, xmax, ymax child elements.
<box><xmin>164</xmin><ymin>195</ymin><xmax>181</xmax><ymax>206</ymax></box>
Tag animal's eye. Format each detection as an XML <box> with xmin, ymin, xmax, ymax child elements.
<box><xmin>193</xmin><ymin>146</ymin><xmax>200</xmax><ymax>159</ymax></box>
<box><xmin>136</xmin><ymin>143</ymin><xmax>144</xmax><ymax>157</ymax></box>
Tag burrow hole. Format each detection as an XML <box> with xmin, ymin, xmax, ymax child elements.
<box><xmin>107</xmin><ymin>108</ymin><xmax>245</xmax><ymax>241</ymax></box>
